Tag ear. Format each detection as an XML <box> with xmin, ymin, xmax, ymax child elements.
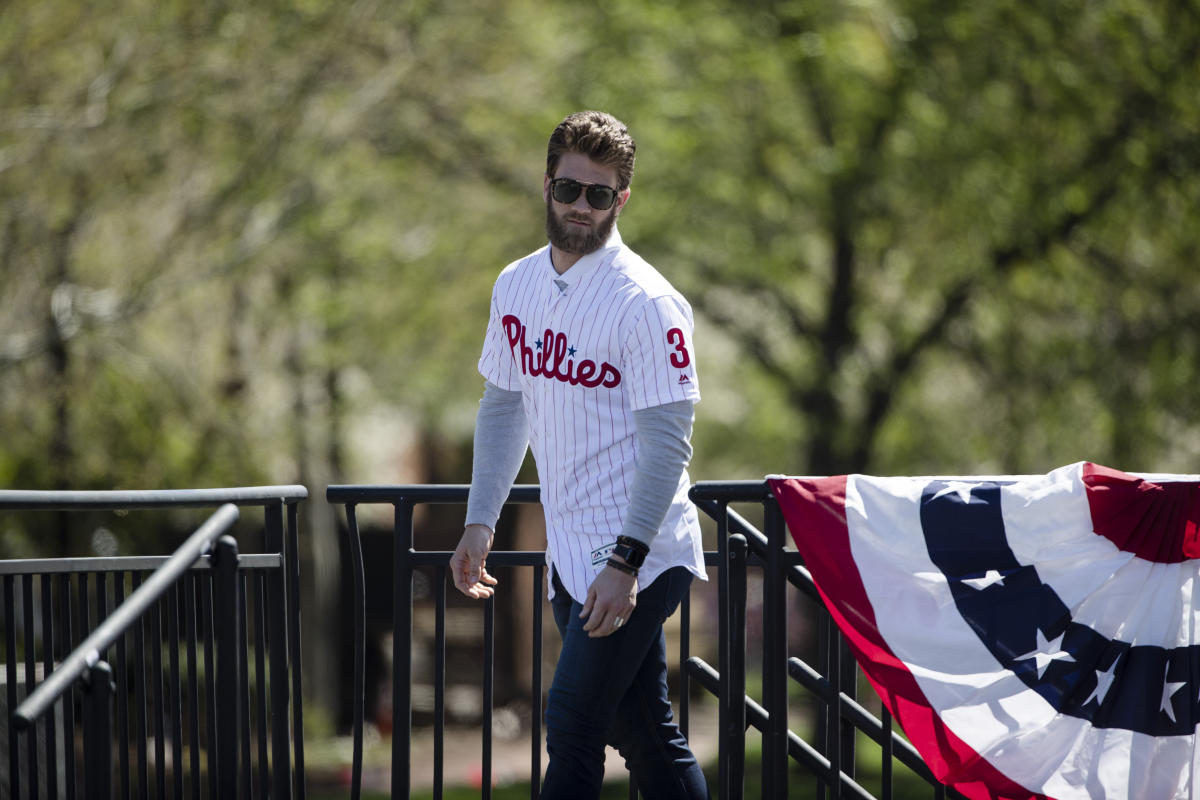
<box><xmin>615</xmin><ymin>187</ymin><xmax>631</xmax><ymax>213</ymax></box>
<box><xmin>543</xmin><ymin>173</ymin><xmax>552</xmax><ymax>203</ymax></box>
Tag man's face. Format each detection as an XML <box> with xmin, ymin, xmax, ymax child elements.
<box><xmin>544</xmin><ymin>152</ymin><xmax>629</xmax><ymax>256</ymax></box>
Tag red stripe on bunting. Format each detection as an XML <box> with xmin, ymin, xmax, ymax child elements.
<box><xmin>1082</xmin><ymin>462</ymin><xmax>1200</xmax><ymax>562</ymax></box>
<box><xmin>769</xmin><ymin>476</ymin><xmax>1049</xmax><ymax>800</ymax></box>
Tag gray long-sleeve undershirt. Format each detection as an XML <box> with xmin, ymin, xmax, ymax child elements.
<box><xmin>464</xmin><ymin>381</ymin><xmax>694</xmax><ymax>550</ymax></box>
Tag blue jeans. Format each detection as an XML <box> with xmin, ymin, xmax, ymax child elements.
<box><xmin>540</xmin><ymin>567</ymin><xmax>709</xmax><ymax>799</ymax></box>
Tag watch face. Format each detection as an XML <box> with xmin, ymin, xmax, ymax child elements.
<box><xmin>616</xmin><ymin>543</ymin><xmax>646</xmax><ymax>568</ymax></box>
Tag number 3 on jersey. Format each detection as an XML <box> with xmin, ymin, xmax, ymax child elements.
<box><xmin>667</xmin><ymin>327</ymin><xmax>691</xmax><ymax>369</ymax></box>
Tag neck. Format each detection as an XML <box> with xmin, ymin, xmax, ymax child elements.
<box><xmin>549</xmin><ymin>246</ymin><xmax>583</xmax><ymax>275</ymax></box>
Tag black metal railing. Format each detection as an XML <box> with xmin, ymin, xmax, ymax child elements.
<box><xmin>327</xmin><ymin>481</ymin><xmax>965</xmax><ymax>800</ymax></box>
<box><xmin>1</xmin><ymin>486</ymin><xmax>309</xmax><ymax>800</ymax></box>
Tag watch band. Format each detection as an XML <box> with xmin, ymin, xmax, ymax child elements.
<box><xmin>612</xmin><ymin>535</ymin><xmax>649</xmax><ymax>568</ymax></box>
<box><xmin>606</xmin><ymin>557</ymin><xmax>639</xmax><ymax>577</ymax></box>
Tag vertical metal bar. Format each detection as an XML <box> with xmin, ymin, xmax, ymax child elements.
<box><xmin>202</xmin><ymin>571</ymin><xmax>218</xmax><ymax>800</ymax></box>
<box><xmin>716</xmin><ymin>502</ymin><xmax>730</xmax><ymax>800</ymax></box>
<box><xmin>239</xmin><ymin>574</ymin><xmax>252</xmax><ymax>797</ymax></box>
<box><xmin>392</xmin><ymin>501</ymin><xmax>414</xmax><ymax>798</ymax></box>
<box><xmin>530</xmin><ymin>566</ymin><xmax>542</xmax><ymax>800</ymax></box>
<box><xmin>132</xmin><ymin>572</ymin><xmax>149</xmax><ymax>800</ymax></box>
<box><xmin>186</xmin><ymin>575</ymin><xmax>202</xmax><ymax>800</ymax></box>
<box><xmin>42</xmin><ymin>573</ymin><xmax>60</xmax><ymax>800</ymax></box>
<box><xmin>97</xmin><ymin>567</ymin><xmax>112</xmax><ymax>799</ymax></box>
<box><xmin>214</xmin><ymin>535</ymin><xmax>242</xmax><ymax>800</ymax></box>
<box><xmin>95</xmin><ymin>570</ymin><xmax>109</xmax><ymax>627</ymax></box>
<box><xmin>264</xmin><ymin>503</ymin><xmax>293</xmax><ymax>799</ymax></box>
<box><xmin>680</xmin><ymin>589</ymin><xmax>691</xmax><ymax>737</ymax></box>
<box><xmin>343</xmin><ymin>503</ymin><xmax>365</xmax><ymax>800</ymax></box>
<box><xmin>285</xmin><ymin>502</ymin><xmax>306</xmax><ymax>800</ymax></box>
<box><xmin>115</xmin><ymin>574</ymin><xmax>130</xmax><ymax>800</ymax></box>
<box><xmin>170</xmin><ymin>581</ymin><xmax>185</xmax><ymax>800</ymax></box>
<box><xmin>62</xmin><ymin>572</ymin><xmax>78</xmax><ymax>800</ymax></box>
<box><xmin>728</xmin><ymin>533</ymin><xmax>748</xmax><ymax>800</ymax></box>
<box><xmin>83</xmin><ymin>660</ymin><xmax>115</xmax><ymax>800</ymax></box>
<box><xmin>882</xmin><ymin>707</ymin><xmax>893</xmax><ymax>800</ymax></box>
<box><xmin>434</xmin><ymin>567</ymin><xmax>446</xmax><ymax>800</ymax></box>
<box><xmin>255</xmin><ymin>571</ymin><xmax>270</xmax><ymax>800</ymax></box>
<box><xmin>840</xmin><ymin>636</ymin><xmax>857</xmax><ymax>786</ymax></box>
<box><xmin>79</xmin><ymin>568</ymin><xmax>92</xmax><ymax>797</ymax></box>
<box><xmin>151</xmin><ymin>590</ymin><xmax>167</xmax><ymax>800</ymax></box>
<box><xmin>483</xmin><ymin>596</ymin><xmax>494</xmax><ymax>800</ymax></box>
<box><xmin>762</xmin><ymin>498</ymin><xmax>788</xmax><ymax>796</ymax></box>
<box><xmin>5</xmin><ymin>575</ymin><xmax>21</xmax><ymax>799</ymax></box>
<box><xmin>23</xmin><ymin>574</ymin><xmax>40</xmax><ymax>799</ymax></box>
<box><xmin>816</xmin><ymin>609</ymin><xmax>830</xmax><ymax>800</ymax></box>
<box><xmin>830</xmin><ymin>620</ymin><xmax>842</xmax><ymax>800</ymax></box>
<box><xmin>79</xmin><ymin>571</ymin><xmax>91</xmax><ymax>637</ymax></box>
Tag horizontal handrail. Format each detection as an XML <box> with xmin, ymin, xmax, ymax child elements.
<box><xmin>326</xmin><ymin>484</ymin><xmax>539</xmax><ymax>504</ymax></box>
<box><xmin>0</xmin><ymin>553</ymin><xmax>280</xmax><ymax>575</ymax></box>
<box><xmin>11</xmin><ymin>503</ymin><xmax>241</xmax><ymax>731</ymax></box>
<box><xmin>689</xmin><ymin>480</ymin><xmax>773</xmax><ymax>502</ymax></box>
<box><xmin>0</xmin><ymin>485</ymin><xmax>307</xmax><ymax>510</ymax></box>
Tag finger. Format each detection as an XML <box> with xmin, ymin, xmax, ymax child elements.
<box><xmin>579</xmin><ymin>587</ymin><xmax>596</xmax><ymax>620</ymax></box>
<box><xmin>583</xmin><ymin>614</ymin><xmax>608</xmax><ymax>636</ymax></box>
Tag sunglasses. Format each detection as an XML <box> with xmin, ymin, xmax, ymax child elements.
<box><xmin>548</xmin><ymin>177</ymin><xmax>619</xmax><ymax>210</ymax></box>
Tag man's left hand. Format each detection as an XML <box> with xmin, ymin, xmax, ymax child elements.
<box><xmin>580</xmin><ymin>561</ymin><xmax>638</xmax><ymax>638</ymax></box>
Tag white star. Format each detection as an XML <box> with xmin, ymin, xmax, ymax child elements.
<box><xmin>1161</xmin><ymin>665</ymin><xmax>1185</xmax><ymax>723</ymax></box>
<box><xmin>931</xmin><ymin>481</ymin><xmax>978</xmax><ymax>504</ymax></box>
<box><xmin>1083</xmin><ymin>657</ymin><xmax>1120</xmax><ymax>707</ymax></box>
<box><xmin>961</xmin><ymin>570</ymin><xmax>1006</xmax><ymax>590</ymax></box>
<box><xmin>1014</xmin><ymin>629</ymin><xmax>1076</xmax><ymax>679</ymax></box>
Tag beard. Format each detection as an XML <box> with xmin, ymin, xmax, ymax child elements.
<box><xmin>545</xmin><ymin>200</ymin><xmax>618</xmax><ymax>255</ymax></box>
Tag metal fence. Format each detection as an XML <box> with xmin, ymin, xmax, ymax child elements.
<box><xmin>327</xmin><ymin>481</ymin><xmax>965</xmax><ymax>800</ymax></box>
<box><xmin>0</xmin><ymin>487</ymin><xmax>308</xmax><ymax>800</ymax></box>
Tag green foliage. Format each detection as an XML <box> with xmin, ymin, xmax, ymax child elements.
<box><xmin>2</xmin><ymin>0</ymin><xmax>1199</xmax><ymax>535</ymax></box>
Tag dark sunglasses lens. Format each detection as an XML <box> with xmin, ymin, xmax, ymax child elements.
<box><xmin>586</xmin><ymin>185</ymin><xmax>617</xmax><ymax>210</ymax></box>
<box><xmin>552</xmin><ymin>179</ymin><xmax>583</xmax><ymax>204</ymax></box>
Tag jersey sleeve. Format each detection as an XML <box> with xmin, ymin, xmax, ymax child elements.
<box><xmin>621</xmin><ymin>293</ymin><xmax>701</xmax><ymax>411</ymax></box>
<box><xmin>478</xmin><ymin>287</ymin><xmax>521</xmax><ymax>391</ymax></box>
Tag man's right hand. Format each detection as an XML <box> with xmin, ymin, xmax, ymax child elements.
<box><xmin>450</xmin><ymin>524</ymin><xmax>499</xmax><ymax>599</ymax></box>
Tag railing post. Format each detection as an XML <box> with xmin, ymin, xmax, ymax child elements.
<box><xmin>393</xmin><ymin>500</ymin><xmax>414</xmax><ymax>799</ymax></box>
<box><xmin>727</xmin><ymin>533</ymin><xmax>748</xmax><ymax>800</ymax></box>
<box><xmin>343</xmin><ymin>503</ymin><xmax>366</xmax><ymax>800</ymax></box>
<box><xmin>286</xmin><ymin>501</ymin><xmax>307</xmax><ymax>800</ymax></box>
<box><xmin>83</xmin><ymin>659</ymin><xmax>115</xmax><ymax>800</ymax></box>
<box><xmin>214</xmin><ymin>534</ymin><xmax>242</xmax><ymax>800</ymax></box>
<box><xmin>265</xmin><ymin>502</ymin><xmax>294</xmax><ymax>799</ymax></box>
<box><xmin>762</xmin><ymin>496</ymin><xmax>789</xmax><ymax>796</ymax></box>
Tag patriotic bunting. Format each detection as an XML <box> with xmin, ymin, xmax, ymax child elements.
<box><xmin>768</xmin><ymin>462</ymin><xmax>1200</xmax><ymax>799</ymax></box>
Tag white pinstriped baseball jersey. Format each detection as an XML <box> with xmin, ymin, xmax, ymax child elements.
<box><xmin>478</xmin><ymin>228</ymin><xmax>707</xmax><ymax>602</ymax></box>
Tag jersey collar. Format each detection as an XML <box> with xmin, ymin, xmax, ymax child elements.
<box><xmin>546</xmin><ymin>228</ymin><xmax>622</xmax><ymax>294</ymax></box>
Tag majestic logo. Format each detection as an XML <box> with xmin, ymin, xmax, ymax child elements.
<box><xmin>502</xmin><ymin>314</ymin><xmax>621</xmax><ymax>388</ymax></box>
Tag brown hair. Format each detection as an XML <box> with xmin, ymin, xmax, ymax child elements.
<box><xmin>546</xmin><ymin>111</ymin><xmax>636</xmax><ymax>191</ymax></box>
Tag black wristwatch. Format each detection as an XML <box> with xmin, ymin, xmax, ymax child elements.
<box><xmin>611</xmin><ymin>535</ymin><xmax>649</xmax><ymax>568</ymax></box>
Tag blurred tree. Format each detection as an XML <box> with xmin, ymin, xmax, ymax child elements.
<box><xmin>2</xmin><ymin>0</ymin><xmax>1199</xmax><ymax>726</ymax></box>
<box><xmin>573</xmin><ymin>0</ymin><xmax>1200</xmax><ymax>476</ymax></box>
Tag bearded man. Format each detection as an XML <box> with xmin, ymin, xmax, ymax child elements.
<box><xmin>450</xmin><ymin>110</ymin><xmax>710</xmax><ymax>799</ymax></box>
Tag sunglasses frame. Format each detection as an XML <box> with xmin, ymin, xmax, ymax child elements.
<box><xmin>548</xmin><ymin>176</ymin><xmax>620</xmax><ymax>211</ymax></box>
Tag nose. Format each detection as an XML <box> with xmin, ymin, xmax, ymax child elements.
<box><xmin>568</xmin><ymin>192</ymin><xmax>592</xmax><ymax>212</ymax></box>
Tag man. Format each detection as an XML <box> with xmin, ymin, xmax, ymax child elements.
<box><xmin>450</xmin><ymin>110</ymin><xmax>710</xmax><ymax>798</ymax></box>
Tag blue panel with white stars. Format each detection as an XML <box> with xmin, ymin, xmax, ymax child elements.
<box><xmin>920</xmin><ymin>481</ymin><xmax>1197</xmax><ymax>734</ymax></box>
